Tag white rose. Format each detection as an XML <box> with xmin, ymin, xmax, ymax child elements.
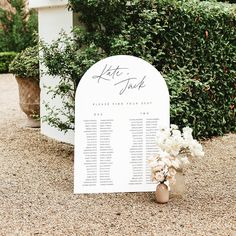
<box><xmin>162</xmin><ymin>157</ymin><xmax>172</xmax><ymax>167</ymax></box>
<box><xmin>148</xmin><ymin>157</ymin><xmax>159</xmax><ymax>168</ymax></box>
<box><xmin>155</xmin><ymin>172</ymin><xmax>165</xmax><ymax>183</ymax></box>
<box><xmin>153</xmin><ymin>160</ymin><xmax>165</xmax><ymax>171</ymax></box>
<box><xmin>159</xmin><ymin>150</ymin><xmax>171</xmax><ymax>159</ymax></box>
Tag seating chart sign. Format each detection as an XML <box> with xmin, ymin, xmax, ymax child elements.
<box><xmin>74</xmin><ymin>55</ymin><xmax>169</xmax><ymax>193</ymax></box>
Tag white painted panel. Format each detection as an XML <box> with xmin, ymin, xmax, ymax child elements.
<box><xmin>38</xmin><ymin>6</ymin><xmax>72</xmax><ymax>43</ymax></box>
<box><xmin>29</xmin><ymin>0</ymin><xmax>68</xmax><ymax>9</ymax></box>
<box><xmin>36</xmin><ymin>4</ymin><xmax>74</xmax><ymax>144</ymax></box>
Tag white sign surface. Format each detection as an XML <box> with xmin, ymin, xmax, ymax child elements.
<box><xmin>74</xmin><ymin>55</ymin><xmax>169</xmax><ymax>193</ymax></box>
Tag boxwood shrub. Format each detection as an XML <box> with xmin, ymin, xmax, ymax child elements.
<box><xmin>0</xmin><ymin>52</ymin><xmax>17</xmax><ymax>73</ymax></box>
<box><xmin>64</xmin><ymin>0</ymin><xmax>236</xmax><ymax>138</ymax></box>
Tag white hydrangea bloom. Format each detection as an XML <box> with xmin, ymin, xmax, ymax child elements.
<box><xmin>189</xmin><ymin>140</ymin><xmax>204</xmax><ymax>157</ymax></box>
<box><xmin>170</xmin><ymin>147</ymin><xmax>181</xmax><ymax>157</ymax></box>
<box><xmin>172</xmin><ymin>129</ymin><xmax>182</xmax><ymax>138</ymax></box>
<box><xmin>170</xmin><ymin>124</ymin><xmax>179</xmax><ymax>130</ymax></box>
<box><xmin>182</xmin><ymin>126</ymin><xmax>193</xmax><ymax>135</ymax></box>
<box><xmin>182</xmin><ymin>127</ymin><xmax>194</xmax><ymax>142</ymax></box>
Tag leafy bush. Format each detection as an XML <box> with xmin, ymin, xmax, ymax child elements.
<box><xmin>48</xmin><ymin>0</ymin><xmax>235</xmax><ymax>138</ymax></box>
<box><xmin>0</xmin><ymin>0</ymin><xmax>38</xmax><ymax>52</ymax></box>
<box><xmin>0</xmin><ymin>52</ymin><xmax>17</xmax><ymax>73</ymax></box>
<box><xmin>40</xmin><ymin>29</ymin><xmax>104</xmax><ymax>131</ymax></box>
<box><xmin>202</xmin><ymin>0</ymin><xmax>236</xmax><ymax>3</ymax></box>
<box><xmin>9</xmin><ymin>45</ymin><xmax>39</xmax><ymax>79</ymax></box>
<box><xmin>163</xmin><ymin>67</ymin><xmax>235</xmax><ymax>137</ymax></box>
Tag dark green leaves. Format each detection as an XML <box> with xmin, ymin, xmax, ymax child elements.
<box><xmin>47</xmin><ymin>0</ymin><xmax>236</xmax><ymax>137</ymax></box>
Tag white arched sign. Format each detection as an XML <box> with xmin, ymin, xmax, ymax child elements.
<box><xmin>74</xmin><ymin>55</ymin><xmax>169</xmax><ymax>193</ymax></box>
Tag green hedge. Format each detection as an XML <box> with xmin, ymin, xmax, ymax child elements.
<box><xmin>66</xmin><ymin>0</ymin><xmax>236</xmax><ymax>138</ymax></box>
<box><xmin>0</xmin><ymin>52</ymin><xmax>17</xmax><ymax>73</ymax></box>
<box><xmin>203</xmin><ymin>0</ymin><xmax>236</xmax><ymax>3</ymax></box>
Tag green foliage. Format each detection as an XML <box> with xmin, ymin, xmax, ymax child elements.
<box><xmin>50</xmin><ymin>0</ymin><xmax>235</xmax><ymax>138</ymax></box>
<box><xmin>201</xmin><ymin>0</ymin><xmax>236</xmax><ymax>3</ymax></box>
<box><xmin>0</xmin><ymin>51</ymin><xmax>17</xmax><ymax>73</ymax></box>
<box><xmin>9</xmin><ymin>45</ymin><xmax>39</xmax><ymax>79</ymax></box>
<box><xmin>163</xmin><ymin>67</ymin><xmax>236</xmax><ymax>138</ymax></box>
<box><xmin>40</xmin><ymin>29</ymin><xmax>105</xmax><ymax>131</ymax></box>
<box><xmin>0</xmin><ymin>0</ymin><xmax>38</xmax><ymax>52</ymax></box>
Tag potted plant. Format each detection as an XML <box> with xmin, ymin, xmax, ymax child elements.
<box><xmin>148</xmin><ymin>125</ymin><xmax>204</xmax><ymax>203</ymax></box>
<box><xmin>9</xmin><ymin>45</ymin><xmax>40</xmax><ymax>127</ymax></box>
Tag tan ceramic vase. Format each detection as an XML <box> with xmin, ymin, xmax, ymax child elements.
<box><xmin>155</xmin><ymin>183</ymin><xmax>169</xmax><ymax>204</ymax></box>
<box><xmin>170</xmin><ymin>169</ymin><xmax>185</xmax><ymax>196</ymax></box>
<box><xmin>16</xmin><ymin>76</ymin><xmax>40</xmax><ymax>128</ymax></box>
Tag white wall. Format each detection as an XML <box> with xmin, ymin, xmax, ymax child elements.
<box><xmin>29</xmin><ymin>0</ymin><xmax>74</xmax><ymax>144</ymax></box>
<box><xmin>29</xmin><ymin>0</ymin><xmax>68</xmax><ymax>9</ymax></box>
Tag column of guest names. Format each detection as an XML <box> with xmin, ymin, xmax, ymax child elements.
<box><xmin>129</xmin><ymin>119</ymin><xmax>143</xmax><ymax>185</ymax></box>
<box><xmin>99</xmin><ymin>119</ymin><xmax>114</xmax><ymax>186</ymax></box>
<box><xmin>82</xmin><ymin>120</ymin><xmax>97</xmax><ymax>186</ymax></box>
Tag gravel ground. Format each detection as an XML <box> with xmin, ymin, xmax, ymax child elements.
<box><xmin>0</xmin><ymin>74</ymin><xmax>235</xmax><ymax>236</ymax></box>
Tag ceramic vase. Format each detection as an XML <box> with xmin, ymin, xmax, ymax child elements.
<box><xmin>155</xmin><ymin>183</ymin><xmax>169</xmax><ymax>204</ymax></box>
<box><xmin>171</xmin><ymin>169</ymin><xmax>185</xmax><ymax>196</ymax></box>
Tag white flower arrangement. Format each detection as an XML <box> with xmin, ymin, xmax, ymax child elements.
<box><xmin>148</xmin><ymin>125</ymin><xmax>204</xmax><ymax>190</ymax></box>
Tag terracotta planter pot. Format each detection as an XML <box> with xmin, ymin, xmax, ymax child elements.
<box><xmin>15</xmin><ymin>76</ymin><xmax>40</xmax><ymax>128</ymax></box>
<box><xmin>155</xmin><ymin>183</ymin><xmax>169</xmax><ymax>204</ymax></box>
